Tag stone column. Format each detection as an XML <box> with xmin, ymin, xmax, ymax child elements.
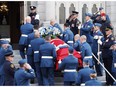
<box><xmin>45</xmin><ymin>1</ymin><xmax>55</xmax><ymax>21</ymax></box>
<box><xmin>105</xmin><ymin>1</ymin><xmax>116</xmax><ymax>36</ymax></box>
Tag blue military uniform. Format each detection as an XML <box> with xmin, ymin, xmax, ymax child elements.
<box><xmin>3</xmin><ymin>49</ymin><xmax>15</xmax><ymax>86</ymax></box>
<box><xmin>102</xmin><ymin>27</ymin><xmax>115</xmax><ymax>85</ymax></box>
<box><xmin>81</xmin><ymin>42</ymin><xmax>94</xmax><ymax>68</ymax></box>
<box><xmin>76</xmin><ymin>59</ymin><xmax>95</xmax><ymax>85</ymax></box>
<box><xmin>0</xmin><ymin>40</ymin><xmax>12</xmax><ymax>85</ymax></box>
<box><xmin>19</xmin><ymin>23</ymin><xmax>33</xmax><ymax>59</ymax></box>
<box><xmin>27</xmin><ymin>32</ymin><xmax>35</xmax><ymax>69</ymax></box>
<box><xmin>73</xmin><ymin>40</ymin><xmax>81</xmax><ymax>51</ymax></box>
<box><xmin>85</xmin><ymin>70</ymin><xmax>102</xmax><ymax>86</ymax></box>
<box><xmin>80</xmin><ymin>13</ymin><xmax>94</xmax><ymax>47</ymax></box>
<box><xmin>30</xmin><ymin>37</ymin><xmax>45</xmax><ymax>85</ymax></box>
<box><xmin>14</xmin><ymin>59</ymin><xmax>35</xmax><ymax>86</ymax></box>
<box><xmin>58</xmin><ymin>47</ymin><xmax>78</xmax><ymax>85</ymax></box>
<box><xmin>39</xmin><ymin>41</ymin><xmax>57</xmax><ymax>86</ymax></box>
<box><xmin>63</xmin><ymin>27</ymin><xmax>74</xmax><ymax>46</ymax></box>
<box><xmin>92</xmin><ymin>23</ymin><xmax>104</xmax><ymax>76</ymax></box>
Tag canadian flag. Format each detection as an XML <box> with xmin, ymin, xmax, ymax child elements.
<box><xmin>50</xmin><ymin>38</ymin><xmax>82</xmax><ymax>70</ymax></box>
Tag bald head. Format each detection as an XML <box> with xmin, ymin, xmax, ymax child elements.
<box><xmin>50</xmin><ymin>19</ymin><xmax>56</xmax><ymax>26</ymax></box>
<box><xmin>80</xmin><ymin>35</ymin><xmax>87</xmax><ymax>43</ymax></box>
<box><xmin>74</xmin><ymin>34</ymin><xmax>80</xmax><ymax>41</ymax></box>
<box><xmin>25</xmin><ymin>16</ymin><xmax>31</xmax><ymax>23</ymax></box>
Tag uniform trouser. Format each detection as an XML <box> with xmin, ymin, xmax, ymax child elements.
<box><xmin>41</xmin><ymin>67</ymin><xmax>54</xmax><ymax>86</ymax></box>
<box><xmin>103</xmin><ymin>58</ymin><xmax>113</xmax><ymax>85</ymax></box>
<box><xmin>27</xmin><ymin>55</ymin><xmax>35</xmax><ymax>70</ymax></box>
<box><xmin>0</xmin><ymin>75</ymin><xmax>4</xmax><ymax>86</ymax></box>
<box><xmin>64</xmin><ymin>81</ymin><xmax>75</xmax><ymax>86</ymax></box>
<box><xmin>93</xmin><ymin>53</ymin><xmax>103</xmax><ymax>76</ymax></box>
<box><xmin>19</xmin><ymin>45</ymin><xmax>28</xmax><ymax>59</ymax></box>
<box><xmin>35</xmin><ymin>62</ymin><xmax>43</xmax><ymax>85</ymax></box>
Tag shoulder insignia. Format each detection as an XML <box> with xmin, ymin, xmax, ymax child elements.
<box><xmin>87</xmin><ymin>26</ymin><xmax>90</xmax><ymax>28</ymax></box>
<box><xmin>10</xmin><ymin>64</ymin><xmax>14</xmax><ymax>68</ymax></box>
<box><xmin>111</xmin><ymin>37</ymin><xmax>114</xmax><ymax>40</ymax></box>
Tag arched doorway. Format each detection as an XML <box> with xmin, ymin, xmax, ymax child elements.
<box><xmin>0</xmin><ymin>1</ymin><xmax>24</xmax><ymax>49</ymax></box>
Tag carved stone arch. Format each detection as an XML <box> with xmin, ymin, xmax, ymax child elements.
<box><xmin>92</xmin><ymin>4</ymin><xmax>98</xmax><ymax>14</ymax></box>
<box><xmin>59</xmin><ymin>3</ymin><xmax>65</xmax><ymax>24</ymax></box>
<box><xmin>82</xmin><ymin>4</ymin><xmax>88</xmax><ymax>23</ymax></box>
<box><xmin>69</xmin><ymin>3</ymin><xmax>75</xmax><ymax>15</ymax></box>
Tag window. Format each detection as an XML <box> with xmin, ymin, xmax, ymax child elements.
<box><xmin>69</xmin><ymin>3</ymin><xmax>75</xmax><ymax>15</ymax></box>
<box><xmin>82</xmin><ymin>4</ymin><xmax>88</xmax><ymax>23</ymax></box>
<box><xmin>59</xmin><ymin>3</ymin><xmax>65</xmax><ymax>24</ymax></box>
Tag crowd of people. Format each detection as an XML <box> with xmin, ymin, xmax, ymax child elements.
<box><xmin>0</xmin><ymin>5</ymin><xmax>116</xmax><ymax>86</ymax></box>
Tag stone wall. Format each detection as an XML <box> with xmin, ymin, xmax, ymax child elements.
<box><xmin>105</xmin><ymin>1</ymin><xmax>116</xmax><ymax>37</ymax></box>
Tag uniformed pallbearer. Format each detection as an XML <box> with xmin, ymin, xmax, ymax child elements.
<box><xmin>39</xmin><ymin>35</ymin><xmax>57</xmax><ymax>86</ymax></box>
<box><xmin>62</xmin><ymin>23</ymin><xmax>74</xmax><ymax>46</ymax></box>
<box><xmin>58</xmin><ymin>46</ymin><xmax>78</xmax><ymax>86</ymax></box>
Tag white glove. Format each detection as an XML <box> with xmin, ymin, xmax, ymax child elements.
<box><xmin>114</xmin><ymin>63</ymin><xmax>116</xmax><ymax>68</ymax></box>
<box><xmin>78</xmin><ymin>24</ymin><xmax>82</xmax><ymax>30</ymax></box>
<box><xmin>98</xmin><ymin>39</ymin><xmax>102</xmax><ymax>45</ymax></box>
<box><xmin>97</xmin><ymin>51</ymin><xmax>102</xmax><ymax>56</ymax></box>
<box><xmin>56</xmin><ymin>47</ymin><xmax>60</xmax><ymax>51</ymax></box>
<box><xmin>94</xmin><ymin>35</ymin><xmax>99</xmax><ymax>39</ymax></box>
<box><xmin>58</xmin><ymin>59</ymin><xmax>62</xmax><ymax>64</ymax></box>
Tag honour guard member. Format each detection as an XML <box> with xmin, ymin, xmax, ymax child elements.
<box><xmin>27</xmin><ymin>19</ymin><xmax>39</xmax><ymax>83</ymax></box>
<box><xmin>29</xmin><ymin>6</ymin><xmax>39</xmax><ymax>25</ymax></box>
<box><xmin>92</xmin><ymin>23</ymin><xmax>104</xmax><ymax>76</ymax></box>
<box><xmin>80</xmin><ymin>35</ymin><xmax>94</xmax><ymax>68</ymax></box>
<box><xmin>101</xmin><ymin>26</ymin><xmax>115</xmax><ymax>85</ymax></box>
<box><xmin>99</xmin><ymin>7</ymin><xmax>110</xmax><ymax>22</ymax></box>
<box><xmin>80</xmin><ymin>13</ymin><xmax>94</xmax><ymax>47</ymax></box>
<box><xmin>66</xmin><ymin>11</ymin><xmax>81</xmax><ymax>35</ymax></box>
<box><xmin>76</xmin><ymin>59</ymin><xmax>95</xmax><ymax>85</ymax></box>
<box><xmin>0</xmin><ymin>40</ymin><xmax>12</xmax><ymax>85</ymax></box>
<box><xmin>62</xmin><ymin>23</ymin><xmax>74</xmax><ymax>46</ymax></box>
<box><xmin>15</xmin><ymin>59</ymin><xmax>35</xmax><ymax>86</ymax></box>
<box><xmin>39</xmin><ymin>35</ymin><xmax>57</xmax><ymax>86</ymax></box>
<box><xmin>85</xmin><ymin>70</ymin><xmax>102</xmax><ymax>86</ymax></box>
<box><xmin>30</xmin><ymin>31</ymin><xmax>45</xmax><ymax>85</ymax></box>
<box><xmin>58</xmin><ymin>47</ymin><xmax>78</xmax><ymax>86</ymax></box>
<box><xmin>19</xmin><ymin>16</ymin><xmax>33</xmax><ymax>59</ymax></box>
<box><xmin>3</xmin><ymin>49</ymin><xmax>15</xmax><ymax>85</ymax></box>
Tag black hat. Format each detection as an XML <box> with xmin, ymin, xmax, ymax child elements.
<box><xmin>99</xmin><ymin>7</ymin><xmax>104</xmax><ymax>11</ymax></box>
<box><xmin>72</xmin><ymin>11</ymin><xmax>79</xmax><ymax>14</ymax></box>
<box><xmin>68</xmin><ymin>46</ymin><xmax>74</xmax><ymax>53</ymax></box>
<box><xmin>30</xmin><ymin>6</ymin><xmax>36</xmax><ymax>10</ymax></box>
<box><xmin>105</xmin><ymin>26</ymin><xmax>113</xmax><ymax>31</ymax></box>
<box><xmin>5</xmin><ymin>49</ymin><xmax>13</xmax><ymax>57</ymax></box>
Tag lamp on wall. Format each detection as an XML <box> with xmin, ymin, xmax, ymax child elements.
<box><xmin>0</xmin><ymin>3</ymin><xmax>8</xmax><ymax>12</ymax></box>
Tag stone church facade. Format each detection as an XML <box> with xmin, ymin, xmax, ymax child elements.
<box><xmin>24</xmin><ymin>1</ymin><xmax>116</xmax><ymax>37</ymax></box>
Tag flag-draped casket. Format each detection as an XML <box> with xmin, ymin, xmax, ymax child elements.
<box><xmin>50</xmin><ymin>38</ymin><xmax>82</xmax><ymax>70</ymax></box>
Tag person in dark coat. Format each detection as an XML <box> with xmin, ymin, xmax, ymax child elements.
<box><xmin>101</xmin><ymin>26</ymin><xmax>115</xmax><ymax>85</ymax></box>
<box><xmin>3</xmin><ymin>49</ymin><xmax>15</xmax><ymax>86</ymax></box>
